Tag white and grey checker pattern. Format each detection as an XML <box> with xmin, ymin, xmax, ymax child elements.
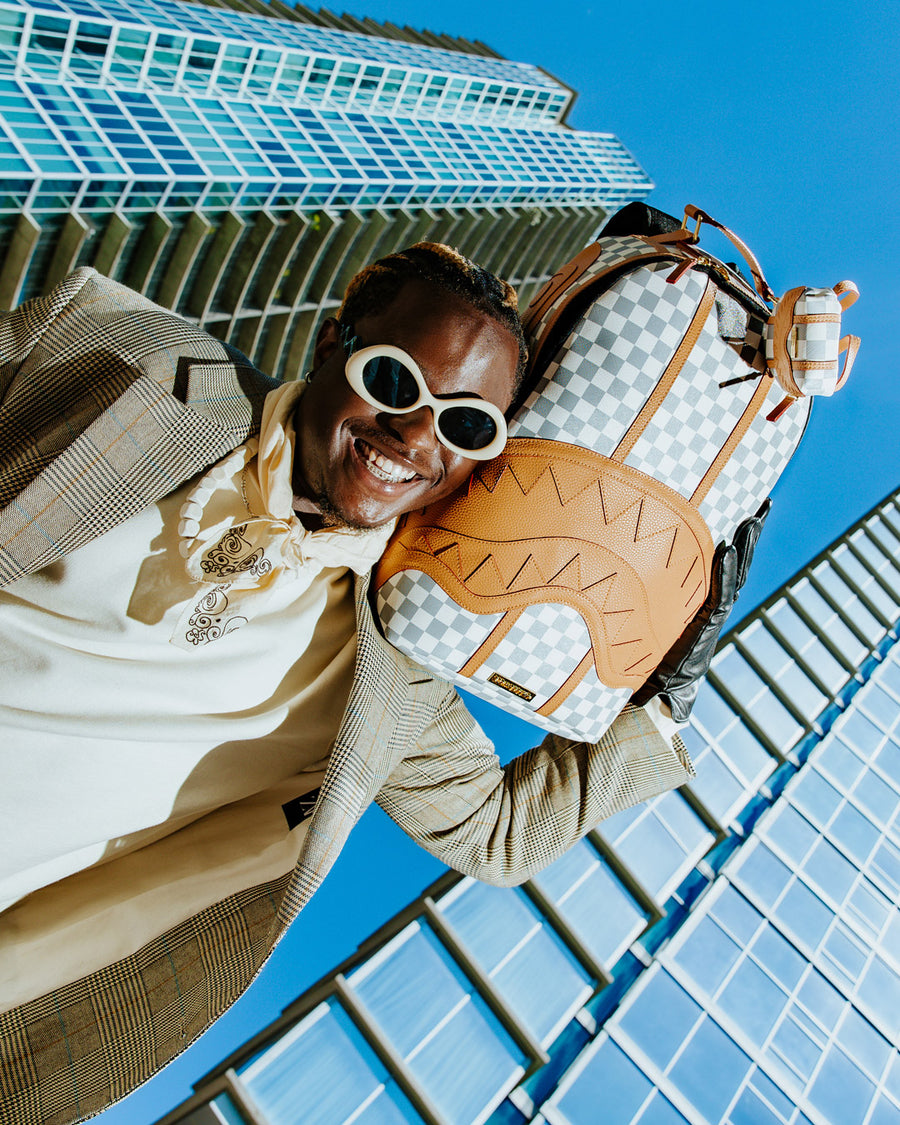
<box><xmin>376</xmin><ymin>571</ymin><xmax>503</xmax><ymax>677</ymax></box>
<box><xmin>470</xmin><ymin>602</ymin><xmax>593</xmax><ymax>707</ymax></box>
<box><xmin>593</xmin><ymin>234</ymin><xmax>662</xmax><ymax>264</ymax></box>
<box><xmin>379</xmin><ymin>573</ymin><xmax>634</xmax><ymax>742</ymax></box>
<box><xmin>623</xmin><ymin>307</ymin><xmax>762</xmax><ymax>501</ymax></box>
<box><xmin>525</xmin><ymin>235</ymin><xmax>661</xmax><ymax>349</ymax></box>
<box><xmin>699</xmin><ymin>388</ymin><xmax>811</xmax><ymax>543</ymax></box>
<box><xmin>512</xmin><ymin>264</ymin><xmax>707</xmax><ymax>454</ymax></box>
<box><xmin>455</xmin><ymin>654</ymin><xmax>633</xmax><ymax>744</ymax></box>
<box><xmin>545</xmin><ymin>666</ymin><xmax>633</xmax><ymax>743</ymax></box>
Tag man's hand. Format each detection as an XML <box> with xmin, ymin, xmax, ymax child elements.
<box><xmin>633</xmin><ymin>499</ymin><xmax>771</xmax><ymax>722</ymax></box>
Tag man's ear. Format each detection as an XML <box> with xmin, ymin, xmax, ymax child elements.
<box><xmin>311</xmin><ymin>317</ymin><xmax>341</xmax><ymax>374</ymax></box>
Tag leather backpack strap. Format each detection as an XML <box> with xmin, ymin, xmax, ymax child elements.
<box><xmin>521</xmin><ymin>242</ymin><xmax>604</xmax><ymax>340</ymax></box>
<box><xmin>834</xmin><ymin>279</ymin><xmax>860</xmax><ymax>310</ymax></box>
<box><xmin>682</xmin><ymin>204</ymin><xmax>777</xmax><ymax>304</ymax></box>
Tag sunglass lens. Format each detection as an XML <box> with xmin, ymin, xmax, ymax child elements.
<box><xmin>362</xmin><ymin>355</ymin><xmax>419</xmax><ymax>409</ymax></box>
<box><xmin>440</xmin><ymin>405</ymin><xmax>498</xmax><ymax>451</ymax></box>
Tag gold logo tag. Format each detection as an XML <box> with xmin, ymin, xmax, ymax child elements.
<box><xmin>488</xmin><ymin>672</ymin><xmax>535</xmax><ymax>702</ymax></box>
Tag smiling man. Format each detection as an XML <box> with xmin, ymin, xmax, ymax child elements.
<box><xmin>0</xmin><ymin>243</ymin><xmax>694</xmax><ymax>1124</ymax></box>
<box><xmin>294</xmin><ymin>254</ymin><xmax>522</xmax><ymax>529</ymax></box>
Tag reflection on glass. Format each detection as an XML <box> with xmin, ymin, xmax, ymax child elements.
<box><xmin>713</xmin><ymin>647</ymin><xmax>805</xmax><ymax>749</ymax></box>
<box><xmin>347</xmin><ymin>923</ymin><xmax>526</xmax><ymax>1123</ymax></box>
<box><xmin>812</xmin><ymin>561</ymin><xmax>884</xmax><ymax>645</ymax></box>
<box><xmin>530</xmin><ymin>838</ymin><xmax>647</xmax><ymax>967</ymax></box>
<box><xmin>792</xmin><ymin>578</ymin><xmax>868</xmax><ymax>666</ymax></box>
<box><xmin>807</xmin><ymin>1043</ymin><xmax>874</xmax><ymax>1125</ymax></box>
<box><xmin>680</xmin><ymin>711</ymin><xmax>773</xmax><ymax>821</ymax></box>
<box><xmin>833</xmin><ymin>543</ymin><xmax>897</xmax><ymax>618</ymax></box>
<box><xmin>767</xmin><ymin>598</ymin><xmax>848</xmax><ymax>693</ymax></box>
<box><xmin>239</xmin><ymin>1002</ymin><xmax>418</xmax><ymax>1125</ymax></box>
<box><xmin>554</xmin><ymin>1039</ymin><xmax>688</xmax><ymax>1125</ymax></box>
<box><xmin>436</xmin><ymin>878</ymin><xmax>592</xmax><ymax>1046</ymax></box>
<box><xmin>669</xmin><ymin>1013</ymin><xmax>752</xmax><ymax>1124</ymax></box>
<box><xmin>596</xmin><ymin>793</ymin><xmax>713</xmax><ymax>902</ymax></box>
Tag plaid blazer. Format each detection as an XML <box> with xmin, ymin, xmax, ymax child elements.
<box><xmin>0</xmin><ymin>270</ymin><xmax>693</xmax><ymax>1124</ymax></box>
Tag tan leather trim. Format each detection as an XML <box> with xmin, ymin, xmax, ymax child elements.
<box><xmin>834</xmin><ymin>279</ymin><xmax>859</xmax><ymax>310</ymax></box>
<box><xmin>768</xmin><ymin>286</ymin><xmax>805</xmax><ymax>397</ymax></box>
<box><xmin>683</xmin><ymin>204</ymin><xmax>776</xmax><ymax>303</ymax></box>
<box><xmin>537</xmin><ymin>651</ymin><xmax>594</xmax><ymax>716</ymax></box>
<box><xmin>794</xmin><ymin>313</ymin><xmax>840</xmax><ymax>323</ymax></box>
<box><xmin>458</xmin><ymin>607</ymin><xmax>523</xmax><ymax>677</ymax></box>
<box><xmin>522</xmin><ymin>242</ymin><xmax>604</xmax><ymax>339</ymax></box>
<box><xmin>376</xmin><ymin>439</ymin><xmax>714</xmax><ymax>693</ymax></box>
<box><xmin>691</xmin><ymin>373</ymin><xmax>774</xmax><ymax>505</ymax></box>
<box><xmin>836</xmin><ymin>334</ymin><xmax>860</xmax><ymax>391</ymax></box>
<box><xmin>611</xmin><ymin>277</ymin><xmax>717</xmax><ymax>464</ymax></box>
<box><xmin>643</xmin><ymin>230</ymin><xmax>697</xmax><ymax>246</ymax></box>
<box><xmin>524</xmin><ymin>249</ymin><xmax>670</xmax><ymax>380</ymax></box>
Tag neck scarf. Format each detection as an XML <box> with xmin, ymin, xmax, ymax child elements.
<box><xmin>171</xmin><ymin>382</ymin><xmax>394</xmax><ymax>649</ymax></box>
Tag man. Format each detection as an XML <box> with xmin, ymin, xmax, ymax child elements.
<box><xmin>0</xmin><ymin>244</ymin><xmax>709</xmax><ymax>1124</ymax></box>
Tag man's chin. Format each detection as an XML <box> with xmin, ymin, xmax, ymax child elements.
<box><xmin>304</xmin><ymin>487</ymin><xmax>395</xmax><ymax>533</ymax></box>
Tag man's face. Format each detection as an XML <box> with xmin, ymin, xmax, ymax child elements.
<box><xmin>292</xmin><ymin>279</ymin><xmax>519</xmax><ymax>529</ymax></box>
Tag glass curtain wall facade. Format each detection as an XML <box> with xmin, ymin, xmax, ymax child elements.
<box><xmin>156</xmin><ymin>487</ymin><xmax>900</xmax><ymax>1125</ymax></box>
<box><xmin>0</xmin><ymin>0</ymin><xmax>652</xmax><ymax>377</ymax></box>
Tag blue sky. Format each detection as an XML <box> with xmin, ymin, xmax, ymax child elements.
<box><xmin>100</xmin><ymin>2</ymin><xmax>898</xmax><ymax>1120</ymax></box>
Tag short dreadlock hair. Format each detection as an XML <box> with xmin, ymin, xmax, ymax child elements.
<box><xmin>338</xmin><ymin>242</ymin><xmax>527</xmax><ymax>401</ymax></box>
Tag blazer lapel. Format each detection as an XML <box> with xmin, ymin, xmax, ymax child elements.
<box><xmin>0</xmin><ymin>362</ymin><xmax>273</xmax><ymax>587</ymax></box>
<box><xmin>277</xmin><ymin>576</ymin><xmax>423</xmax><ymax>925</ymax></box>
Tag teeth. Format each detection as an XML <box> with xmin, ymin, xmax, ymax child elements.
<box><xmin>358</xmin><ymin>440</ymin><xmax>417</xmax><ymax>484</ymax></box>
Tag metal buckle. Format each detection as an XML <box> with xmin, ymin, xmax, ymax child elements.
<box><xmin>681</xmin><ymin>207</ymin><xmax>702</xmax><ymax>244</ymax></box>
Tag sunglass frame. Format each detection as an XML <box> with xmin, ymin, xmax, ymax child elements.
<box><xmin>342</xmin><ymin>341</ymin><xmax>508</xmax><ymax>460</ymax></box>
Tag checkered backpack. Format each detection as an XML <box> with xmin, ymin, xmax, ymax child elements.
<box><xmin>374</xmin><ymin>204</ymin><xmax>860</xmax><ymax>741</ymax></box>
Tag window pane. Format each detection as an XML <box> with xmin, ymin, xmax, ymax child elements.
<box><xmin>531</xmin><ymin>838</ymin><xmax>647</xmax><ymax>966</ymax></box>
<box><xmin>597</xmin><ymin>793</ymin><xmax>713</xmax><ymax>901</ymax></box>
<box><xmin>718</xmin><ymin>957</ymin><xmax>787</xmax><ymax>1046</ymax></box>
<box><xmin>556</xmin><ymin>1039</ymin><xmax>653</xmax><ymax>1125</ymax></box>
<box><xmin>669</xmin><ymin>1015</ymin><xmax>752</xmax><ymax>1124</ymax></box>
<box><xmin>617</xmin><ymin>971</ymin><xmax>701</xmax><ymax>1070</ymax></box>
<box><xmin>240</xmin><ymin>1003</ymin><xmax>418</xmax><ymax>1125</ymax></box>
<box><xmin>674</xmin><ymin>915</ymin><xmax>742</xmax><ymax>996</ymax></box>
<box><xmin>348</xmin><ymin>924</ymin><xmax>525</xmax><ymax>1121</ymax></box>
<box><xmin>437</xmin><ymin>880</ymin><xmax>592</xmax><ymax>1045</ymax></box>
<box><xmin>808</xmin><ymin>1046</ymin><xmax>875</xmax><ymax>1125</ymax></box>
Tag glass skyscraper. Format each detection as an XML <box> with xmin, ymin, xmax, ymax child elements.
<box><xmin>0</xmin><ymin>0</ymin><xmax>651</xmax><ymax>377</ymax></box>
<box><xmin>154</xmin><ymin>486</ymin><xmax>900</xmax><ymax>1125</ymax></box>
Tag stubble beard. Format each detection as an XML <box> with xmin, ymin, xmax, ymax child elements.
<box><xmin>309</xmin><ymin>486</ymin><xmax>371</xmax><ymax>531</ymax></box>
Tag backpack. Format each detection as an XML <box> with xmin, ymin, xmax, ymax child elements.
<box><xmin>373</xmin><ymin>204</ymin><xmax>860</xmax><ymax>742</ymax></box>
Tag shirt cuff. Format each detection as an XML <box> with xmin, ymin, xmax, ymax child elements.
<box><xmin>640</xmin><ymin>694</ymin><xmax>687</xmax><ymax>746</ymax></box>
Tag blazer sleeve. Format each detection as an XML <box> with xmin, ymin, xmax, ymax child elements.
<box><xmin>375</xmin><ymin>688</ymin><xmax>695</xmax><ymax>887</ymax></box>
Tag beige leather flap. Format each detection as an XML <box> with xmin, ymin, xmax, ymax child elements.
<box><xmin>376</xmin><ymin>438</ymin><xmax>714</xmax><ymax>691</ymax></box>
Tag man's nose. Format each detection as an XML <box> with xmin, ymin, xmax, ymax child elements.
<box><xmin>379</xmin><ymin>406</ymin><xmax>441</xmax><ymax>452</ymax></box>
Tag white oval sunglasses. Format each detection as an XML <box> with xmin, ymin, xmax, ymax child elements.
<box><xmin>339</xmin><ymin>322</ymin><xmax>508</xmax><ymax>461</ymax></box>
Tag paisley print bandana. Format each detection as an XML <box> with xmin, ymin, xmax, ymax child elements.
<box><xmin>171</xmin><ymin>381</ymin><xmax>393</xmax><ymax>648</ymax></box>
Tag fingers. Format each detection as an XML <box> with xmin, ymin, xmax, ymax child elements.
<box><xmin>732</xmin><ymin>496</ymin><xmax>772</xmax><ymax>592</ymax></box>
<box><xmin>710</xmin><ymin>542</ymin><xmax>739</xmax><ymax>613</ymax></box>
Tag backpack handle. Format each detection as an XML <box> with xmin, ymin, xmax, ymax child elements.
<box><xmin>682</xmin><ymin>204</ymin><xmax>777</xmax><ymax>305</ymax></box>
<box><xmin>834</xmin><ymin>279</ymin><xmax>860</xmax><ymax>311</ymax></box>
